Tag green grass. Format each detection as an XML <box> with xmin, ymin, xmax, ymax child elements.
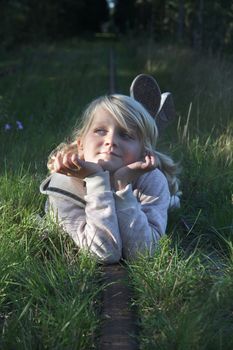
<box><xmin>0</xmin><ymin>41</ymin><xmax>110</xmax><ymax>349</ymax></box>
<box><xmin>1</xmin><ymin>38</ymin><xmax>233</xmax><ymax>349</ymax></box>
<box><xmin>0</xmin><ymin>170</ymin><xmax>102</xmax><ymax>349</ymax></box>
<box><xmin>123</xmin><ymin>39</ymin><xmax>233</xmax><ymax>349</ymax></box>
<box><xmin>127</xmin><ymin>237</ymin><xmax>233</xmax><ymax>350</ymax></box>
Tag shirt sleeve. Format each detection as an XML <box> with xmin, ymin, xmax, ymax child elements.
<box><xmin>41</xmin><ymin>172</ymin><xmax>122</xmax><ymax>264</ymax></box>
<box><xmin>114</xmin><ymin>169</ymin><xmax>170</xmax><ymax>260</ymax></box>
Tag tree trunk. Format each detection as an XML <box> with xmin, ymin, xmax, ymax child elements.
<box><xmin>177</xmin><ymin>0</ymin><xmax>185</xmax><ymax>42</ymax></box>
<box><xmin>193</xmin><ymin>0</ymin><xmax>204</xmax><ymax>51</ymax></box>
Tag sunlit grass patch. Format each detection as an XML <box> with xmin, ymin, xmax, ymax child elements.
<box><xmin>1</xmin><ymin>242</ymin><xmax>101</xmax><ymax>350</ymax></box>
<box><xmin>128</xmin><ymin>237</ymin><xmax>233</xmax><ymax>350</ymax></box>
<box><xmin>0</xmin><ymin>169</ymin><xmax>102</xmax><ymax>349</ymax></box>
<box><xmin>175</xmin><ymin>125</ymin><xmax>233</xmax><ymax>252</ymax></box>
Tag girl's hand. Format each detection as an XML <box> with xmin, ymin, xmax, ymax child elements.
<box><xmin>113</xmin><ymin>153</ymin><xmax>156</xmax><ymax>191</ymax></box>
<box><xmin>51</xmin><ymin>152</ymin><xmax>103</xmax><ymax>179</ymax></box>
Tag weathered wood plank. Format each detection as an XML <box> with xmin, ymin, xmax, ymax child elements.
<box><xmin>99</xmin><ymin>264</ymin><xmax>139</xmax><ymax>350</ymax></box>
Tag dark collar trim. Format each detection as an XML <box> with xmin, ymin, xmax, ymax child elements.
<box><xmin>46</xmin><ymin>186</ymin><xmax>86</xmax><ymax>205</ymax></box>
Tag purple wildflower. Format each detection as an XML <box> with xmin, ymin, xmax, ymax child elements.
<box><xmin>16</xmin><ymin>120</ymin><xmax>23</xmax><ymax>130</ymax></box>
<box><xmin>4</xmin><ymin>123</ymin><xmax>11</xmax><ymax>131</ymax></box>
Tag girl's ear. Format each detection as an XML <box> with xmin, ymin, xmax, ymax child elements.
<box><xmin>77</xmin><ymin>137</ymin><xmax>83</xmax><ymax>149</ymax></box>
<box><xmin>77</xmin><ymin>138</ymin><xmax>84</xmax><ymax>159</ymax></box>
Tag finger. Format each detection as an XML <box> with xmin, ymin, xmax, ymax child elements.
<box><xmin>53</xmin><ymin>152</ymin><xmax>64</xmax><ymax>172</ymax></box>
<box><xmin>71</xmin><ymin>153</ymin><xmax>83</xmax><ymax>169</ymax></box>
<box><xmin>63</xmin><ymin>153</ymin><xmax>72</xmax><ymax>169</ymax></box>
<box><xmin>140</xmin><ymin>155</ymin><xmax>151</xmax><ymax>169</ymax></box>
<box><xmin>150</xmin><ymin>155</ymin><xmax>156</xmax><ymax>167</ymax></box>
<box><xmin>54</xmin><ymin>153</ymin><xmax>74</xmax><ymax>175</ymax></box>
<box><xmin>63</xmin><ymin>152</ymin><xmax>80</xmax><ymax>172</ymax></box>
<box><xmin>141</xmin><ymin>155</ymin><xmax>156</xmax><ymax>170</ymax></box>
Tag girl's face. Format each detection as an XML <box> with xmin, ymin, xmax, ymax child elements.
<box><xmin>77</xmin><ymin>107</ymin><xmax>143</xmax><ymax>173</ymax></box>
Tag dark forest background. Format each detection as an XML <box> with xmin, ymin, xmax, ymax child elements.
<box><xmin>1</xmin><ymin>0</ymin><xmax>233</xmax><ymax>54</ymax></box>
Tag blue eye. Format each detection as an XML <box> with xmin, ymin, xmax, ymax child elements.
<box><xmin>94</xmin><ymin>128</ymin><xmax>106</xmax><ymax>135</ymax></box>
<box><xmin>119</xmin><ymin>130</ymin><xmax>134</xmax><ymax>139</ymax></box>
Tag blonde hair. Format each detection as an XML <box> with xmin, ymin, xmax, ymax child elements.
<box><xmin>48</xmin><ymin>94</ymin><xmax>180</xmax><ymax>195</ymax></box>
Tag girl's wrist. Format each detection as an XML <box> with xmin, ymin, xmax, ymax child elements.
<box><xmin>85</xmin><ymin>171</ymin><xmax>111</xmax><ymax>194</ymax></box>
<box><xmin>114</xmin><ymin>180</ymin><xmax>128</xmax><ymax>191</ymax></box>
<box><xmin>112</xmin><ymin>168</ymin><xmax>129</xmax><ymax>191</ymax></box>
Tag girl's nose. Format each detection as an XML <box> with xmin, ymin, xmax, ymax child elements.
<box><xmin>104</xmin><ymin>132</ymin><xmax>118</xmax><ymax>146</ymax></box>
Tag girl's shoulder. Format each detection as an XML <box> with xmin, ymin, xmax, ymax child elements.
<box><xmin>137</xmin><ymin>168</ymin><xmax>168</xmax><ymax>187</ymax></box>
<box><xmin>135</xmin><ymin>169</ymin><xmax>181</xmax><ymax>209</ymax></box>
<box><xmin>40</xmin><ymin>173</ymin><xmax>86</xmax><ymax>207</ymax></box>
<box><xmin>134</xmin><ymin>168</ymin><xmax>170</xmax><ymax>198</ymax></box>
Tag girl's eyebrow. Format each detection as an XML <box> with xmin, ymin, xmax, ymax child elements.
<box><xmin>91</xmin><ymin>123</ymin><xmax>107</xmax><ymax>129</ymax></box>
<box><xmin>90</xmin><ymin>120</ymin><xmax>105</xmax><ymax>127</ymax></box>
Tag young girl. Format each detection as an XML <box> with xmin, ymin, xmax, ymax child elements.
<box><xmin>40</xmin><ymin>94</ymin><xmax>180</xmax><ymax>264</ymax></box>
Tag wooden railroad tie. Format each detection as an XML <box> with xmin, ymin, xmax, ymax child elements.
<box><xmin>99</xmin><ymin>264</ymin><xmax>139</xmax><ymax>350</ymax></box>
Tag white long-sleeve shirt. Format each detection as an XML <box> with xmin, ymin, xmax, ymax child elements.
<box><xmin>40</xmin><ymin>169</ymin><xmax>171</xmax><ymax>264</ymax></box>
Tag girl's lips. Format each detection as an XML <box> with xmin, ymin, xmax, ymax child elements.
<box><xmin>100</xmin><ymin>151</ymin><xmax>120</xmax><ymax>157</ymax></box>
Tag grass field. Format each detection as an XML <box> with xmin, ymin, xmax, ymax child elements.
<box><xmin>1</xmin><ymin>38</ymin><xmax>233</xmax><ymax>349</ymax></box>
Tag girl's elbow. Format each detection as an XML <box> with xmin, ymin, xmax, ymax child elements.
<box><xmin>90</xmin><ymin>242</ymin><xmax>122</xmax><ymax>264</ymax></box>
<box><xmin>100</xmin><ymin>247</ymin><xmax>122</xmax><ymax>264</ymax></box>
